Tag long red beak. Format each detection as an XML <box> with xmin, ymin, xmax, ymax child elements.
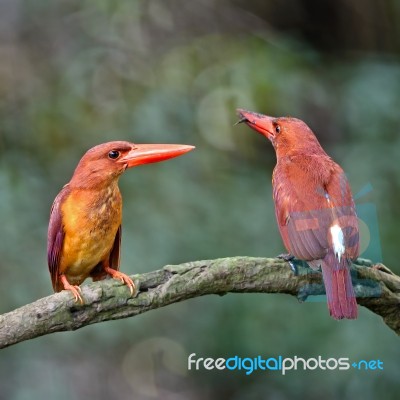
<box><xmin>117</xmin><ymin>144</ymin><xmax>195</xmax><ymax>168</ymax></box>
<box><xmin>236</xmin><ymin>109</ymin><xmax>275</xmax><ymax>140</ymax></box>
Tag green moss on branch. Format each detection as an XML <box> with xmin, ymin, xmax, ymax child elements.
<box><xmin>0</xmin><ymin>257</ymin><xmax>399</xmax><ymax>349</ymax></box>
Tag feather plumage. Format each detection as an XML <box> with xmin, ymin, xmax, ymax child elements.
<box><xmin>238</xmin><ymin>109</ymin><xmax>359</xmax><ymax>319</ymax></box>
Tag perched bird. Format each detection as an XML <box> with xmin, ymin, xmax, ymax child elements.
<box><xmin>237</xmin><ymin>109</ymin><xmax>359</xmax><ymax>319</ymax></box>
<box><xmin>48</xmin><ymin>141</ymin><xmax>194</xmax><ymax>303</ymax></box>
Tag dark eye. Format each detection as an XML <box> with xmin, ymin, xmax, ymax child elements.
<box><xmin>275</xmin><ymin>124</ymin><xmax>281</xmax><ymax>134</ymax></box>
<box><xmin>108</xmin><ymin>150</ymin><xmax>120</xmax><ymax>160</ymax></box>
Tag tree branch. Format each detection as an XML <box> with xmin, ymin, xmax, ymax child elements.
<box><xmin>0</xmin><ymin>257</ymin><xmax>399</xmax><ymax>349</ymax></box>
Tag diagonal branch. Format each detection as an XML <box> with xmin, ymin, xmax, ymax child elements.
<box><xmin>0</xmin><ymin>257</ymin><xmax>399</xmax><ymax>349</ymax></box>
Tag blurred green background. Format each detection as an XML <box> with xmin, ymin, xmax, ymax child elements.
<box><xmin>0</xmin><ymin>0</ymin><xmax>399</xmax><ymax>399</ymax></box>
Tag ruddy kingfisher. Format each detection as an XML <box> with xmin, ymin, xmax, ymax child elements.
<box><xmin>48</xmin><ymin>141</ymin><xmax>194</xmax><ymax>303</ymax></box>
<box><xmin>237</xmin><ymin>109</ymin><xmax>359</xmax><ymax>319</ymax></box>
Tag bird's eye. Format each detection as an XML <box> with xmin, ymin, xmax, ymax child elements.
<box><xmin>275</xmin><ymin>124</ymin><xmax>281</xmax><ymax>134</ymax></box>
<box><xmin>108</xmin><ymin>150</ymin><xmax>120</xmax><ymax>160</ymax></box>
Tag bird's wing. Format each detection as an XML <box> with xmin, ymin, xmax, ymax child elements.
<box><xmin>325</xmin><ymin>169</ymin><xmax>360</xmax><ymax>260</ymax></box>
<box><xmin>109</xmin><ymin>225</ymin><xmax>121</xmax><ymax>270</ymax></box>
<box><xmin>273</xmin><ymin>160</ymin><xmax>359</xmax><ymax>261</ymax></box>
<box><xmin>90</xmin><ymin>225</ymin><xmax>121</xmax><ymax>282</ymax></box>
<box><xmin>47</xmin><ymin>185</ymin><xmax>70</xmax><ymax>291</ymax></box>
<box><xmin>274</xmin><ymin>181</ymin><xmax>329</xmax><ymax>261</ymax></box>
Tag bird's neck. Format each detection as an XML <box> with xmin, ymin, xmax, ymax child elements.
<box><xmin>279</xmin><ymin>152</ymin><xmax>332</xmax><ymax>163</ymax></box>
<box><xmin>275</xmin><ymin>143</ymin><xmax>327</xmax><ymax>161</ymax></box>
<box><xmin>69</xmin><ymin>166</ymin><xmax>121</xmax><ymax>191</ymax></box>
<box><xmin>67</xmin><ymin>180</ymin><xmax>122</xmax><ymax>217</ymax></box>
<box><xmin>68</xmin><ymin>173</ymin><xmax>122</xmax><ymax>214</ymax></box>
<box><xmin>274</xmin><ymin>130</ymin><xmax>328</xmax><ymax>160</ymax></box>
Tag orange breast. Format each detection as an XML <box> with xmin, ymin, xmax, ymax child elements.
<box><xmin>60</xmin><ymin>185</ymin><xmax>122</xmax><ymax>285</ymax></box>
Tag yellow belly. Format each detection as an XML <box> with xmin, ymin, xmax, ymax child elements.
<box><xmin>60</xmin><ymin>186</ymin><xmax>122</xmax><ymax>285</ymax></box>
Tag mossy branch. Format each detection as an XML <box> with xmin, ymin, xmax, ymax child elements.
<box><xmin>0</xmin><ymin>257</ymin><xmax>399</xmax><ymax>349</ymax></box>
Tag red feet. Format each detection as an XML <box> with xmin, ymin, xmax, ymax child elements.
<box><xmin>104</xmin><ymin>267</ymin><xmax>135</xmax><ymax>295</ymax></box>
<box><xmin>60</xmin><ymin>275</ymin><xmax>83</xmax><ymax>304</ymax></box>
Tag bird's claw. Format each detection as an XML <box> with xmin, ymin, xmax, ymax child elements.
<box><xmin>288</xmin><ymin>260</ymin><xmax>298</xmax><ymax>275</ymax></box>
<box><xmin>69</xmin><ymin>286</ymin><xmax>84</xmax><ymax>304</ymax></box>
<box><xmin>277</xmin><ymin>253</ymin><xmax>295</xmax><ymax>262</ymax></box>
<box><xmin>61</xmin><ymin>275</ymin><xmax>84</xmax><ymax>304</ymax></box>
<box><xmin>277</xmin><ymin>253</ymin><xmax>298</xmax><ymax>275</ymax></box>
<box><xmin>119</xmin><ymin>274</ymin><xmax>135</xmax><ymax>295</ymax></box>
<box><xmin>105</xmin><ymin>267</ymin><xmax>136</xmax><ymax>296</ymax></box>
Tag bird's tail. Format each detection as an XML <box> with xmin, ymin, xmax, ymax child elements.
<box><xmin>320</xmin><ymin>253</ymin><xmax>358</xmax><ymax>320</ymax></box>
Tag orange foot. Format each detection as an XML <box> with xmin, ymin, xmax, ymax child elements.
<box><xmin>104</xmin><ymin>267</ymin><xmax>135</xmax><ymax>295</ymax></box>
<box><xmin>61</xmin><ymin>275</ymin><xmax>83</xmax><ymax>304</ymax></box>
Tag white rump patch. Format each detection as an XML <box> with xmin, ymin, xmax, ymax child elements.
<box><xmin>330</xmin><ymin>224</ymin><xmax>345</xmax><ymax>262</ymax></box>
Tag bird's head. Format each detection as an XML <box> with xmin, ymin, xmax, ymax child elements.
<box><xmin>70</xmin><ymin>141</ymin><xmax>195</xmax><ymax>189</ymax></box>
<box><xmin>236</xmin><ymin>109</ymin><xmax>324</xmax><ymax>158</ymax></box>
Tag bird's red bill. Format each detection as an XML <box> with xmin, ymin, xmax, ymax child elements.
<box><xmin>117</xmin><ymin>144</ymin><xmax>195</xmax><ymax>168</ymax></box>
<box><xmin>236</xmin><ymin>109</ymin><xmax>275</xmax><ymax>139</ymax></box>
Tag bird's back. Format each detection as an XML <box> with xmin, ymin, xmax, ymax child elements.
<box><xmin>272</xmin><ymin>154</ymin><xmax>359</xmax><ymax>262</ymax></box>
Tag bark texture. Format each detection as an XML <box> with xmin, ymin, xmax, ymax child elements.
<box><xmin>0</xmin><ymin>257</ymin><xmax>399</xmax><ymax>349</ymax></box>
